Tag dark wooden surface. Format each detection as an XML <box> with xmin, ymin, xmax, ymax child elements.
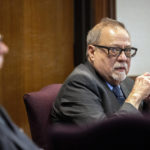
<box><xmin>0</xmin><ymin>0</ymin><xmax>74</xmax><ymax>137</ymax></box>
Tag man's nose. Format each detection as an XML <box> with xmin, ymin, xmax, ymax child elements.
<box><xmin>0</xmin><ymin>42</ymin><xmax>9</xmax><ymax>54</ymax></box>
<box><xmin>117</xmin><ymin>51</ymin><xmax>128</xmax><ymax>61</ymax></box>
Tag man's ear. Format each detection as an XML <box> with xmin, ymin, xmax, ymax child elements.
<box><xmin>87</xmin><ymin>45</ymin><xmax>95</xmax><ymax>62</ymax></box>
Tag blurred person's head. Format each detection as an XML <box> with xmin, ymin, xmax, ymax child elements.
<box><xmin>86</xmin><ymin>18</ymin><xmax>137</xmax><ymax>85</ymax></box>
<box><xmin>0</xmin><ymin>34</ymin><xmax>9</xmax><ymax>69</ymax></box>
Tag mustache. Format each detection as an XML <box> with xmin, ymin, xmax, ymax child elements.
<box><xmin>113</xmin><ymin>62</ymin><xmax>128</xmax><ymax>70</ymax></box>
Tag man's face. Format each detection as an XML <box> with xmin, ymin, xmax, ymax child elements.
<box><xmin>88</xmin><ymin>26</ymin><xmax>131</xmax><ymax>85</ymax></box>
<box><xmin>0</xmin><ymin>40</ymin><xmax>9</xmax><ymax>69</ymax></box>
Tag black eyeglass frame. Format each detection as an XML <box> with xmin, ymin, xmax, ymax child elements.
<box><xmin>93</xmin><ymin>44</ymin><xmax>137</xmax><ymax>58</ymax></box>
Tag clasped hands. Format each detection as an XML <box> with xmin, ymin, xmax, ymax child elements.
<box><xmin>134</xmin><ymin>72</ymin><xmax>150</xmax><ymax>101</ymax></box>
<box><xmin>126</xmin><ymin>72</ymin><xmax>150</xmax><ymax>109</ymax></box>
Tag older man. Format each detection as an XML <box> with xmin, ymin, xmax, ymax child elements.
<box><xmin>51</xmin><ymin>18</ymin><xmax>150</xmax><ymax>126</ymax></box>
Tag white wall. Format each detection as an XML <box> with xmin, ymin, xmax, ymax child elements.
<box><xmin>116</xmin><ymin>0</ymin><xmax>150</xmax><ymax>76</ymax></box>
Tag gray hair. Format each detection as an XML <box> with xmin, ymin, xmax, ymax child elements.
<box><xmin>86</xmin><ymin>17</ymin><xmax>129</xmax><ymax>56</ymax></box>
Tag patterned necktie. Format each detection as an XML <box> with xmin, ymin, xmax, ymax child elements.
<box><xmin>113</xmin><ymin>86</ymin><xmax>125</xmax><ymax>104</ymax></box>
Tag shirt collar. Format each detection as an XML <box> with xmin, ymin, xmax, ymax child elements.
<box><xmin>106</xmin><ymin>82</ymin><xmax>120</xmax><ymax>91</ymax></box>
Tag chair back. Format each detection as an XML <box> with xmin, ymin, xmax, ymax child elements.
<box><xmin>23</xmin><ymin>84</ymin><xmax>62</xmax><ymax>149</ymax></box>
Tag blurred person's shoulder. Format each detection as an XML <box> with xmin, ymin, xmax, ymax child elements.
<box><xmin>0</xmin><ymin>106</ymin><xmax>39</xmax><ymax>150</ymax></box>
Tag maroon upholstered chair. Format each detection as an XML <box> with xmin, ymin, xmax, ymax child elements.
<box><xmin>23</xmin><ymin>84</ymin><xmax>62</xmax><ymax>149</ymax></box>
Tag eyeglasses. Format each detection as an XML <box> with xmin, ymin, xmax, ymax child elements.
<box><xmin>93</xmin><ymin>44</ymin><xmax>137</xmax><ymax>58</ymax></box>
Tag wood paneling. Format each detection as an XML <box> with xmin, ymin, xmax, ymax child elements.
<box><xmin>93</xmin><ymin>0</ymin><xmax>116</xmax><ymax>24</ymax></box>
<box><xmin>74</xmin><ymin>0</ymin><xmax>94</xmax><ymax>66</ymax></box>
<box><xmin>0</xmin><ymin>0</ymin><xmax>73</xmax><ymax>136</ymax></box>
<box><xmin>73</xmin><ymin>0</ymin><xmax>116</xmax><ymax>66</ymax></box>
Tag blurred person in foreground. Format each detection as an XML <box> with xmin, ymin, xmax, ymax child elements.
<box><xmin>51</xmin><ymin>17</ymin><xmax>150</xmax><ymax>126</ymax></box>
<box><xmin>0</xmin><ymin>34</ymin><xmax>39</xmax><ymax>150</ymax></box>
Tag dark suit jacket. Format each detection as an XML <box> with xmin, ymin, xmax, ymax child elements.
<box><xmin>0</xmin><ymin>106</ymin><xmax>39</xmax><ymax>150</ymax></box>
<box><xmin>51</xmin><ymin>61</ymin><xmax>142</xmax><ymax>126</ymax></box>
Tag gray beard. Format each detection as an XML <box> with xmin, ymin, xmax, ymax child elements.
<box><xmin>112</xmin><ymin>71</ymin><xmax>126</xmax><ymax>82</ymax></box>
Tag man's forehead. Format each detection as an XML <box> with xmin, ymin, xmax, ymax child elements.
<box><xmin>100</xmin><ymin>26</ymin><xmax>130</xmax><ymax>43</ymax></box>
<box><xmin>102</xmin><ymin>25</ymin><xmax>128</xmax><ymax>34</ymax></box>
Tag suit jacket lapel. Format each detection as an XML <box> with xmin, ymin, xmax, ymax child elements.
<box><xmin>0</xmin><ymin>106</ymin><xmax>38</xmax><ymax>150</ymax></box>
<box><xmin>0</xmin><ymin>106</ymin><xmax>16</xmax><ymax>131</ymax></box>
<box><xmin>120</xmin><ymin>84</ymin><xmax>128</xmax><ymax>98</ymax></box>
<box><xmin>102</xmin><ymin>83</ymin><xmax>121</xmax><ymax>113</ymax></box>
